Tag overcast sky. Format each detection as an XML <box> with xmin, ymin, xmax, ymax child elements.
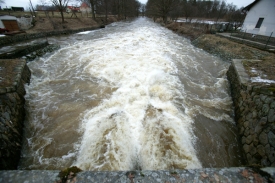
<box><xmin>1</xmin><ymin>0</ymin><xmax>254</xmax><ymax>10</ymax></box>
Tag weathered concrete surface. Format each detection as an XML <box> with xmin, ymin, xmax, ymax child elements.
<box><xmin>0</xmin><ymin>26</ymin><xmax>103</xmax><ymax>46</ymax></box>
<box><xmin>0</xmin><ymin>41</ymin><xmax>60</xmax><ymax>62</ymax></box>
<box><xmin>0</xmin><ymin>41</ymin><xmax>49</xmax><ymax>60</ymax></box>
<box><xmin>0</xmin><ymin>168</ymin><xmax>274</xmax><ymax>183</ymax></box>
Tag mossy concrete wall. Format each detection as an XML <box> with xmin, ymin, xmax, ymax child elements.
<box><xmin>0</xmin><ymin>41</ymin><xmax>49</xmax><ymax>59</ymax></box>
<box><xmin>0</xmin><ymin>59</ymin><xmax>31</xmax><ymax>170</ymax></box>
<box><xmin>227</xmin><ymin>59</ymin><xmax>275</xmax><ymax>166</ymax></box>
<box><xmin>0</xmin><ymin>40</ymin><xmax>60</xmax><ymax>62</ymax></box>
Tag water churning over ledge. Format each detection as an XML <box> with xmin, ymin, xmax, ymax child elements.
<box><xmin>19</xmin><ymin>18</ymin><xmax>244</xmax><ymax>171</ymax></box>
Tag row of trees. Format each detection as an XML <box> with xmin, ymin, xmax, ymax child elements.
<box><xmin>83</xmin><ymin>0</ymin><xmax>141</xmax><ymax>21</ymax></box>
<box><xmin>146</xmin><ymin>0</ymin><xmax>245</xmax><ymax>25</ymax></box>
<box><xmin>34</xmin><ymin>0</ymin><xmax>141</xmax><ymax>23</ymax></box>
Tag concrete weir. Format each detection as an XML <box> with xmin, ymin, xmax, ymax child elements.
<box><xmin>0</xmin><ymin>59</ymin><xmax>275</xmax><ymax>182</ymax></box>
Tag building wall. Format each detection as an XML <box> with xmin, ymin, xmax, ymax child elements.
<box><xmin>16</xmin><ymin>16</ymin><xmax>33</xmax><ymax>30</ymax></box>
<box><xmin>80</xmin><ymin>7</ymin><xmax>91</xmax><ymax>14</ymax></box>
<box><xmin>242</xmin><ymin>0</ymin><xmax>275</xmax><ymax>37</ymax></box>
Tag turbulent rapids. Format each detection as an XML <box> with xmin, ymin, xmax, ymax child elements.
<box><xmin>19</xmin><ymin>18</ymin><xmax>244</xmax><ymax>170</ymax></box>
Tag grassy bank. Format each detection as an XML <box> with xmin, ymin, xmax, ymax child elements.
<box><xmin>0</xmin><ymin>10</ymin><xmax>118</xmax><ymax>33</ymax></box>
<box><xmin>26</xmin><ymin>16</ymin><xmax>117</xmax><ymax>34</ymax></box>
<box><xmin>165</xmin><ymin>21</ymin><xmax>210</xmax><ymax>41</ymax></box>
<box><xmin>164</xmin><ymin>22</ymin><xmax>275</xmax><ymax>81</ymax></box>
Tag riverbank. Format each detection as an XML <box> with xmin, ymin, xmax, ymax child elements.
<box><xmin>164</xmin><ymin>22</ymin><xmax>275</xmax><ymax>82</ymax></box>
<box><xmin>0</xmin><ymin>15</ymin><xmax>119</xmax><ymax>46</ymax></box>
<box><xmin>25</xmin><ymin>16</ymin><xmax>118</xmax><ymax>34</ymax></box>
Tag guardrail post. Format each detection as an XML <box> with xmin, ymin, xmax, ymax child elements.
<box><xmin>264</xmin><ymin>32</ymin><xmax>273</xmax><ymax>49</ymax></box>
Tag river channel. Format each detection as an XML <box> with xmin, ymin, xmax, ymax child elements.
<box><xmin>19</xmin><ymin>17</ymin><xmax>245</xmax><ymax>170</ymax></box>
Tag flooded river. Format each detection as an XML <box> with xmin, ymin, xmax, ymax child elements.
<box><xmin>19</xmin><ymin>18</ymin><xmax>244</xmax><ymax>170</ymax></box>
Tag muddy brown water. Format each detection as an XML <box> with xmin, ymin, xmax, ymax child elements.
<box><xmin>19</xmin><ymin>17</ymin><xmax>245</xmax><ymax>170</ymax></box>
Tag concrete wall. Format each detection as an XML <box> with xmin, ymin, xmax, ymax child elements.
<box><xmin>227</xmin><ymin>59</ymin><xmax>275</xmax><ymax>166</ymax></box>
<box><xmin>17</xmin><ymin>16</ymin><xmax>33</xmax><ymax>30</ymax></box>
<box><xmin>0</xmin><ymin>59</ymin><xmax>31</xmax><ymax>170</ymax></box>
<box><xmin>0</xmin><ymin>26</ymin><xmax>102</xmax><ymax>46</ymax></box>
<box><xmin>242</xmin><ymin>0</ymin><xmax>275</xmax><ymax>37</ymax></box>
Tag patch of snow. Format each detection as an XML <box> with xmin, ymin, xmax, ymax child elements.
<box><xmin>251</xmin><ymin>76</ymin><xmax>275</xmax><ymax>84</ymax></box>
<box><xmin>176</xmin><ymin>19</ymin><xmax>228</xmax><ymax>25</ymax></box>
<box><xmin>0</xmin><ymin>35</ymin><xmax>6</xmax><ymax>37</ymax></box>
<box><xmin>251</xmin><ymin>68</ymin><xmax>257</xmax><ymax>73</ymax></box>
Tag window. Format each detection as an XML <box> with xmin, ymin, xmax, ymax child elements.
<box><xmin>255</xmin><ymin>18</ymin><xmax>264</xmax><ymax>28</ymax></box>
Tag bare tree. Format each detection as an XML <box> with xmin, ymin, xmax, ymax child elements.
<box><xmin>96</xmin><ymin>0</ymin><xmax>110</xmax><ymax>23</ymax></box>
<box><xmin>80</xmin><ymin>0</ymin><xmax>141</xmax><ymax>22</ymax></box>
<box><xmin>89</xmin><ymin>0</ymin><xmax>97</xmax><ymax>20</ymax></box>
<box><xmin>215</xmin><ymin>0</ymin><xmax>227</xmax><ymax>22</ymax></box>
<box><xmin>181</xmin><ymin>0</ymin><xmax>197</xmax><ymax>22</ymax></box>
<box><xmin>51</xmin><ymin>0</ymin><xmax>70</xmax><ymax>23</ymax></box>
<box><xmin>225</xmin><ymin>4</ymin><xmax>245</xmax><ymax>30</ymax></box>
<box><xmin>38</xmin><ymin>0</ymin><xmax>50</xmax><ymax>17</ymax></box>
<box><xmin>109</xmin><ymin>0</ymin><xmax>140</xmax><ymax>20</ymax></box>
<box><xmin>29</xmin><ymin>0</ymin><xmax>37</xmax><ymax>17</ymax></box>
<box><xmin>102</xmin><ymin>0</ymin><xmax>109</xmax><ymax>23</ymax></box>
<box><xmin>146</xmin><ymin>0</ymin><xmax>179</xmax><ymax>23</ymax></box>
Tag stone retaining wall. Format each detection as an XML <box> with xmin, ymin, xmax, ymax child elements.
<box><xmin>0</xmin><ymin>26</ymin><xmax>103</xmax><ymax>46</ymax></box>
<box><xmin>227</xmin><ymin>59</ymin><xmax>275</xmax><ymax>167</ymax></box>
<box><xmin>0</xmin><ymin>59</ymin><xmax>31</xmax><ymax>170</ymax></box>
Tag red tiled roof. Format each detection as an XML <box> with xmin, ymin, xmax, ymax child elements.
<box><xmin>80</xmin><ymin>2</ymin><xmax>90</xmax><ymax>8</ymax></box>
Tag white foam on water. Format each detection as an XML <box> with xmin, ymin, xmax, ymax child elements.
<box><xmin>72</xmin><ymin>22</ymin><xmax>202</xmax><ymax>170</ymax></box>
<box><xmin>76</xmin><ymin>31</ymin><xmax>94</xmax><ymax>35</ymax></box>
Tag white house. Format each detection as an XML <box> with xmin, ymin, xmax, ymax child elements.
<box><xmin>80</xmin><ymin>2</ymin><xmax>91</xmax><ymax>14</ymax></box>
<box><xmin>242</xmin><ymin>0</ymin><xmax>275</xmax><ymax>37</ymax></box>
